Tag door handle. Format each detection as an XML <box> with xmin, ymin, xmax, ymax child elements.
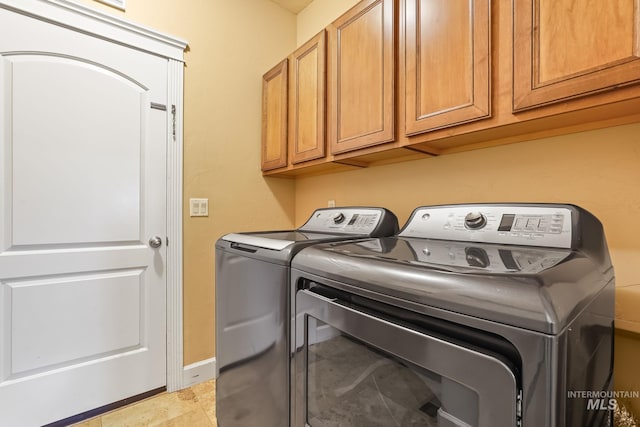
<box><xmin>149</xmin><ymin>236</ymin><xmax>162</xmax><ymax>248</ymax></box>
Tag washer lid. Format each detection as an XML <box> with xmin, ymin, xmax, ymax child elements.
<box><xmin>221</xmin><ymin>230</ymin><xmax>350</xmax><ymax>251</ymax></box>
<box><xmin>292</xmin><ymin>237</ymin><xmax>612</xmax><ymax>334</ymax></box>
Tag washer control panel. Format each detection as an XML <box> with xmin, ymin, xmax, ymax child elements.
<box><xmin>399</xmin><ymin>205</ymin><xmax>573</xmax><ymax>248</ymax></box>
<box><xmin>300</xmin><ymin>208</ymin><xmax>384</xmax><ymax>234</ymax></box>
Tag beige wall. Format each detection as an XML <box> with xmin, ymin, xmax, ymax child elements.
<box><xmin>74</xmin><ymin>0</ymin><xmax>298</xmax><ymax>364</ymax></box>
<box><xmin>296</xmin><ymin>0</ymin><xmax>359</xmax><ymax>44</ymax></box>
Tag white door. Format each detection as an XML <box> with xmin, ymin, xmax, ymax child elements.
<box><xmin>0</xmin><ymin>8</ymin><xmax>168</xmax><ymax>426</ymax></box>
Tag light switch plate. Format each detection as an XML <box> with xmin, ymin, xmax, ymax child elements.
<box><xmin>190</xmin><ymin>198</ymin><xmax>209</xmax><ymax>217</ymax></box>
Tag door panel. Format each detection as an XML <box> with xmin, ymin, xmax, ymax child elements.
<box><xmin>328</xmin><ymin>0</ymin><xmax>395</xmax><ymax>154</ymax></box>
<box><xmin>261</xmin><ymin>59</ymin><xmax>288</xmax><ymax>171</ymax></box>
<box><xmin>404</xmin><ymin>0</ymin><xmax>491</xmax><ymax>134</ymax></box>
<box><xmin>289</xmin><ymin>31</ymin><xmax>326</xmax><ymax>164</ymax></box>
<box><xmin>537</xmin><ymin>0</ymin><xmax>634</xmax><ymax>83</ymax></box>
<box><xmin>338</xmin><ymin>4</ymin><xmax>384</xmax><ymax>140</ymax></box>
<box><xmin>513</xmin><ymin>0</ymin><xmax>640</xmax><ymax>110</ymax></box>
<box><xmin>0</xmin><ymin>7</ymin><xmax>167</xmax><ymax>426</ymax></box>
<box><xmin>9</xmin><ymin>54</ymin><xmax>145</xmax><ymax>246</ymax></box>
<box><xmin>8</xmin><ymin>269</ymin><xmax>142</xmax><ymax>375</ymax></box>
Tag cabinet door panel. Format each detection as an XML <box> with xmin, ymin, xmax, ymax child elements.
<box><xmin>329</xmin><ymin>0</ymin><xmax>395</xmax><ymax>155</ymax></box>
<box><xmin>405</xmin><ymin>0</ymin><xmax>491</xmax><ymax>135</ymax></box>
<box><xmin>513</xmin><ymin>0</ymin><xmax>640</xmax><ymax>111</ymax></box>
<box><xmin>290</xmin><ymin>31</ymin><xmax>326</xmax><ymax>164</ymax></box>
<box><xmin>261</xmin><ymin>59</ymin><xmax>288</xmax><ymax>171</ymax></box>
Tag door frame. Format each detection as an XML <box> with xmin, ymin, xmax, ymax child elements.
<box><xmin>0</xmin><ymin>0</ymin><xmax>188</xmax><ymax>392</ymax></box>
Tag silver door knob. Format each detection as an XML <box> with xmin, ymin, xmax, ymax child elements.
<box><xmin>149</xmin><ymin>236</ymin><xmax>162</xmax><ymax>248</ymax></box>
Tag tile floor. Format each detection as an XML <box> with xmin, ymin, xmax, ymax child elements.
<box><xmin>72</xmin><ymin>380</ymin><xmax>217</xmax><ymax>427</ymax></box>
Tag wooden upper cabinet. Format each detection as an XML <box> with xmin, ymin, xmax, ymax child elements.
<box><xmin>404</xmin><ymin>0</ymin><xmax>491</xmax><ymax>135</ymax></box>
<box><xmin>261</xmin><ymin>59</ymin><xmax>288</xmax><ymax>171</ymax></box>
<box><xmin>328</xmin><ymin>0</ymin><xmax>395</xmax><ymax>155</ymax></box>
<box><xmin>513</xmin><ymin>0</ymin><xmax>640</xmax><ymax>111</ymax></box>
<box><xmin>289</xmin><ymin>31</ymin><xmax>326</xmax><ymax>164</ymax></box>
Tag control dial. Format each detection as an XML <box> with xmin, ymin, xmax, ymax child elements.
<box><xmin>332</xmin><ymin>212</ymin><xmax>346</xmax><ymax>224</ymax></box>
<box><xmin>464</xmin><ymin>212</ymin><xmax>487</xmax><ymax>230</ymax></box>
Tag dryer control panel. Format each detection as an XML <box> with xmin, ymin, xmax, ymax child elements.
<box><xmin>399</xmin><ymin>205</ymin><xmax>573</xmax><ymax>248</ymax></box>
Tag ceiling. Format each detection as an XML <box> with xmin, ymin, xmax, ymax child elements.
<box><xmin>270</xmin><ymin>0</ymin><xmax>314</xmax><ymax>14</ymax></box>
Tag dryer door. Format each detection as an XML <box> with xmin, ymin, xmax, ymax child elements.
<box><xmin>293</xmin><ymin>289</ymin><xmax>520</xmax><ymax>427</ymax></box>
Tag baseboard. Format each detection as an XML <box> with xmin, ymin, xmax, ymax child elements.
<box><xmin>182</xmin><ymin>357</ymin><xmax>216</xmax><ymax>388</ymax></box>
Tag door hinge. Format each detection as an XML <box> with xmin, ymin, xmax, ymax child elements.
<box><xmin>171</xmin><ymin>105</ymin><xmax>176</xmax><ymax>141</ymax></box>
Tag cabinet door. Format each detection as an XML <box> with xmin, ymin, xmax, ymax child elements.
<box><xmin>289</xmin><ymin>31</ymin><xmax>326</xmax><ymax>164</ymax></box>
<box><xmin>328</xmin><ymin>0</ymin><xmax>395</xmax><ymax>155</ymax></box>
<box><xmin>405</xmin><ymin>0</ymin><xmax>490</xmax><ymax>135</ymax></box>
<box><xmin>513</xmin><ymin>0</ymin><xmax>640</xmax><ymax>111</ymax></box>
<box><xmin>261</xmin><ymin>59</ymin><xmax>288</xmax><ymax>171</ymax></box>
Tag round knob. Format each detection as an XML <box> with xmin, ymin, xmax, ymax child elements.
<box><xmin>464</xmin><ymin>212</ymin><xmax>487</xmax><ymax>229</ymax></box>
<box><xmin>149</xmin><ymin>236</ymin><xmax>162</xmax><ymax>248</ymax></box>
<box><xmin>333</xmin><ymin>212</ymin><xmax>346</xmax><ymax>224</ymax></box>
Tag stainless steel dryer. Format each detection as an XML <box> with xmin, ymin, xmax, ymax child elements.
<box><xmin>290</xmin><ymin>203</ymin><xmax>614</xmax><ymax>427</ymax></box>
<box><xmin>215</xmin><ymin>207</ymin><xmax>399</xmax><ymax>427</ymax></box>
